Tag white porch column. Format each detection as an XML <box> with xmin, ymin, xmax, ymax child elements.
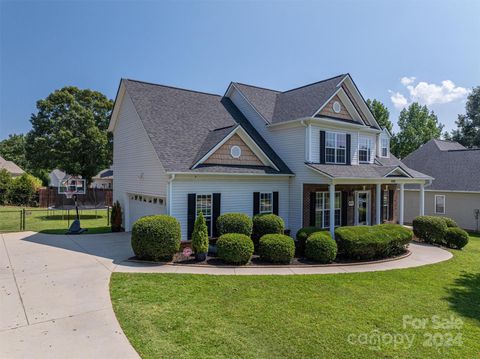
<box><xmin>399</xmin><ymin>183</ymin><xmax>405</xmax><ymax>225</ymax></box>
<box><xmin>419</xmin><ymin>183</ymin><xmax>425</xmax><ymax>216</ymax></box>
<box><xmin>376</xmin><ymin>184</ymin><xmax>382</xmax><ymax>225</ymax></box>
<box><xmin>329</xmin><ymin>183</ymin><xmax>335</xmax><ymax>238</ymax></box>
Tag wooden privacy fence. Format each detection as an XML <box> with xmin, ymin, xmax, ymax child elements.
<box><xmin>38</xmin><ymin>187</ymin><xmax>112</xmax><ymax>208</ymax></box>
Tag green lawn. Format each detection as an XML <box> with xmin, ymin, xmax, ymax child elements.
<box><xmin>111</xmin><ymin>233</ymin><xmax>480</xmax><ymax>359</ymax></box>
<box><xmin>0</xmin><ymin>206</ymin><xmax>111</xmax><ymax>234</ymax></box>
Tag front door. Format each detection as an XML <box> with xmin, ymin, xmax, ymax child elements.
<box><xmin>355</xmin><ymin>191</ymin><xmax>370</xmax><ymax>225</ymax></box>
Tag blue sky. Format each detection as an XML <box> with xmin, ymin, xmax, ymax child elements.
<box><xmin>1</xmin><ymin>0</ymin><xmax>479</xmax><ymax>139</ymax></box>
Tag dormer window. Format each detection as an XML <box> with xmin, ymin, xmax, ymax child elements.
<box><xmin>358</xmin><ymin>136</ymin><xmax>372</xmax><ymax>163</ymax></box>
<box><xmin>381</xmin><ymin>138</ymin><xmax>389</xmax><ymax>157</ymax></box>
<box><xmin>326</xmin><ymin>132</ymin><xmax>346</xmax><ymax>164</ymax></box>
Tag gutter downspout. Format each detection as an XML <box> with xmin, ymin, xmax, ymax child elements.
<box><xmin>168</xmin><ymin>174</ymin><xmax>175</xmax><ymax>215</ymax></box>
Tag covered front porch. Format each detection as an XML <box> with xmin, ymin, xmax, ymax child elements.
<box><xmin>303</xmin><ymin>179</ymin><xmax>428</xmax><ymax>237</ymax></box>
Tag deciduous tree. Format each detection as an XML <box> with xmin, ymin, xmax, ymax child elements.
<box><xmin>450</xmin><ymin>86</ymin><xmax>480</xmax><ymax>148</ymax></box>
<box><xmin>366</xmin><ymin>99</ymin><xmax>393</xmax><ymax>133</ymax></box>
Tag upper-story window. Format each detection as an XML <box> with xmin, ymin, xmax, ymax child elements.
<box><xmin>358</xmin><ymin>136</ymin><xmax>372</xmax><ymax>163</ymax></box>
<box><xmin>381</xmin><ymin>138</ymin><xmax>389</xmax><ymax>157</ymax></box>
<box><xmin>325</xmin><ymin>132</ymin><xmax>346</xmax><ymax>164</ymax></box>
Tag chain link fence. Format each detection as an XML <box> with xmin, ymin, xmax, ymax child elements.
<box><xmin>0</xmin><ymin>207</ymin><xmax>110</xmax><ymax>233</ymax></box>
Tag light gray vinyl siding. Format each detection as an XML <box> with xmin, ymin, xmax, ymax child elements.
<box><xmin>310</xmin><ymin>125</ymin><xmax>359</xmax><ymax>164</ymax></box>
<box><xmin>230</xmin><ymin>87</ymin><xmax>331</xmax><ymax>234</ymax></box>
<box><xmin>404</xmin><ymin>190</ymin><xmax>480</xmax><ymax>231</ymax></box>
<box><xmin>171</xmin><ymin>175</ymin><xmax>290</xmax><ymax>240</ymax></box>
<box><xmin>112</xmin><ymin>92</ymin><xmax>169</xmax><ymax>229</ymax></box>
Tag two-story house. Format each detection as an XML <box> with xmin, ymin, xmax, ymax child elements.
<box><xmin>108</xmin><ymin>74</ymin><xmax>431</xmax><ymax>239</ymax></box>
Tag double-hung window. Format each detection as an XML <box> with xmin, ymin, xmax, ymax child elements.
<box><xmin>358</xmin><ymin>137</ymin><xmax>372</xmax><ymax>163</ymax></box>
<box><xmin>435</xmin><ymin>195</ymin><xmax>445</xmax><ymax>214</ymax></box>
<box><xmin>259</xmin><ymin>192</ymin><xmax>273</xmax><ymax>214</ymax></box>
<box><xmin>315</xmin><ymin>192</ymin><xmax>341</xmax><ymax>228</ymax></box>
<box><xmin>381</xmin><ymin>138</ymin><xmax>389</xmax><ymax>157</ymax></box>
<box><xmin>382</xmin><ymin>190</ymin><xmax>389</xmax><ymax>221</ymax></box>
<box><xmin>325</xmin><ymin>132</ymin><xmax>346</xmax><ymax>164</ymax></box>
<box><xmin>196</xmin><ymin>194</ymin><xmax>212</xmax><ymax>236</ymax></box>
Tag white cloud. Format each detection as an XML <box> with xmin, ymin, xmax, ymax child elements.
<box><xmin>389</xmin><ymin>90</ymin><xmax>408</xmax><ymax>110</ymax></box>
<box><xmin>390</xmin><ymin>77</ymin><xmax>469</xmax><ymax>109</ymax></box>
<box><xmin>400</xmin><ymin>76</ymin><xmax>416</xmax><ymax>86</ymax></box>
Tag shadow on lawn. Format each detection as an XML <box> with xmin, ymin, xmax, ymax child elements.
<box><xmin>446</xmin><ymin>271</ymin><xmax>480</xmax><ymax>323</ymax></box>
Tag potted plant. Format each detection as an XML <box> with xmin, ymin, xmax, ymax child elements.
<box><xmin>192</xmin><ymin>211</ymin><xmax>209</xmax><ymax>261</ymax></box>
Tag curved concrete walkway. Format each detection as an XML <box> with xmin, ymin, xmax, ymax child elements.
<box><xmin>0</xmin><ymin>231</ymin><xmax>452</xmax><ymax>358</ymax></box>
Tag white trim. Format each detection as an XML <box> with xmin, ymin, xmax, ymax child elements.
<box><xmin>383</xmin><ymin>167</ymin><xmax>412</xmax><ymax>178</ymax></box>
<box><xmin>405</xmin><ymin>189</ymin><xmax>480</xmax><ymax>194</ymax></box>
<box><xmin>108</xmin><ymin>81</ymin><xmax>126</xmax><ymax>132</ymax></box>
<box><xmin>311</xmin><ymin>87</ymin><xmax>365</xmax><ymax>125</ymax></box>
<box><xmin>267</xmin><ymin>117</ymin><xmax>382</xmax><ymax>133</ymax></box>
<box><xmin>195</xmin><ymin>193</ymin><xmax>213</xmax><ymax>236</ymax></box>
<box><xmin>191</xmin><ymin>126</ymin><xmax>279</xmax><ymax>171</ymax></box>
<box><xmin>312</xmin><ymin>88</ymin><xmax>342</xmax><ymax>117</ymax></box>
<box><xmin>306</xmin><ymin>124</ymin><xmax>313</xmax><ymax>162</ymax></box>
<box><xmin>228</xmin><ymin>83</ymin><xmax>271</xmax><ymax>125</ymax></box>
<box><xmin>325</xmin><ymin>131</ymin><xmax>347</xmax><ymax>164</ymax></box>
<box><xmin>167</xmin><ymin>171</ymin><xmax>294</xmax><ymax>177</ymax></box>
<box><xmin>259</xmin><ymin>191</ymin><xmax>273</xmax><ymax>214</ymax></box>
<box><xmin>380</xmin><ymin>137</ymin><xmax>390</xmax><ymax>158</ymax></box>
<box><xmin>358</xmin><ymin>135</ymin><xmax>372</xmax><ymax>163</ymax></box>
<box><xmin>355</xmin><ymin>190</ymin><xmax>370</xmax><ymax>226</ymax></box>
<box><xmin>434</xmin><ymin>194</ymin><xmax>446</xmax><ymax>214</ymax></box>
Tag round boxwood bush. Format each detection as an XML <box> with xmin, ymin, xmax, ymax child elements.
<box><xmin>412</xmin><ymin>216</ymin><xmax>448</xmax><ymax>245</ymax></box>
<box><xmin>131</xmin><ymin>215</ymin><xmax>181</xmax><ymax>261</ymax></box>
<box><xmin>335</xmin><ymin>224</ymin><xmax>412</xmax><ymax>260</ymax></box>
<box><xmin>216</xmin><ymin>213</ymin><xmax>253</xmax><ymax>236</ymax></box>
<box><xmin>252</xmin><ymin>214</ymin><xmax>285</xmax><ymax>243</ymax></box>
<box><xmin>258</xmin><ymin>234</ymin><xmax>295</xmax><ymax>264</ymax></box>
<box><xmin>439</xmin><ymin>217</ymin><xmax>458</xmax><ymax>228</ymax></box>
<box><xmin>216</xmin><ymin>233</ymin><xmax>254</xmax><ymax>265</ymax></box>
<box><xmin>445</xmin><ymin>227</ymin><xmax>469</xmax><ymax>249</ymax></box>
<box><xmin>305</xmin><ymin>231</ymin><xmax>337</xmax><ymax>263</ymax></box>
<box><xmin>295</xmin><ymin>226</ymin><xmax>322</xmax><ymax>256</ymax></box>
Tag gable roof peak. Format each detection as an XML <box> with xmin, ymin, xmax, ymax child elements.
<box><xmin>123</xmin><ymin>78</ymin><xmax>222</xmax><ymax>98</ymax></box>
<box><xmin>281</xmin><ymin>73</ymin><xmax>347</xmax><ymax>94</ymax></box>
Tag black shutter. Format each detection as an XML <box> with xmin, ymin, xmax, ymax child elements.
<box><xmin>346</xmin><ymin>134</ymin><xmax>351</xmax><ymax>165</ymax></box>
<box><xmin>388</xmin><ymin>190</ymin><xmax>394</xmax><ymax>221</ymax></box>
<box><xmin>273</xmin><ymin>192</ymin><xmax>279</xmax><ymax>215</ymax></box>
<box><xmin>341</xmin><ymin>191</ymin><xmax>348</xmax><ymax>226</ymax></box>
<box><xmin>309</xmin><ymin>192</ymin><xmax>316</xmax><ymax>226</ymax></box>
<box><xmin>187</xmin><ymin>193</ymin><xmax>196</xmax><ymax>240</ymax></box>
<box><xmin>253</xmin><ymin>192</ymin><xmax>260</xmax><ymax>216</ymax></box>
<box><xmin>212</xmin><ymin>193</ymin><xmax>221</xmax><ymax>238</ymax></box>
<box><xmin>320</xmin><ymin>131</ymin><xmax>326</xmax><ymax>164</ymax></box>
<box><xmin>380</xmin><ymin>190</ymin><xmax>384</xmax><ymax>223</ymax></box>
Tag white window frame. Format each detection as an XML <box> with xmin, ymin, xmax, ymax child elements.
<box><xmin>382</xmin><ymin>190</ymin><xmax>389</xmax><ymax>222</ymax></box>
<box><xmin>381</xmin><ymin>138</ymin><xmax>389</xmax><ymax>158</ymax></box>
<box><xmin>358</xmin><ymin>136</ymin><xmax>372</xmax><ymax>163</ymax></box>
<box><xmin>196</xmin><ymin>193</ymin><xmax>213</xmax><ymax>235</ymax></box>
<box><xmin>355</xmin><ymin>190</ymin><xmax>371</xmax><ymax>225</ymax></box>
<box><xmin>259</xmin><ymin>192</ymin><xmax>273</xmax><ymax>214</ymax></box>
<box><xmin>315</xmin><ymin>191</ymin><xmax>341</xmax><ymax>228</ymax></box>
<box><xmin>325</xmin><ymin>131</ymin><xmax>347</xmax><ymax>164</ymax></box>
<box><xmin>434</xmin><ymin>195</ymin><xmax>446</xmax><ymax>214</ymax></box>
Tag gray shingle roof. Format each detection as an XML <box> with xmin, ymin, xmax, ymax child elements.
<box><xmin>306</xmin><ymin>162</ymin><xmax>430</xmax><ymax>179</ymax></box>
<box><xmin>122</xmin><ymin>79</ymin><xmax>292</xmax><ymax>175</ymax></box>
<box><xmin>0</xmin><ymin>156</ymin><xmax>24</xmax><ymax>175</ymax></box>
<box><xmin>403</xmin><ymin>139</ymin><xmax>480</xmax><ymax>191</ymax></box>
<box><xmin>190</xmin><ymin>165</ymin><xmax>280</xmax><ymax>174</ymax></box>
<box><xmin>233</xmin><ymin>75</ymin><xmax>349</xmax><ymax>124</ymax></box>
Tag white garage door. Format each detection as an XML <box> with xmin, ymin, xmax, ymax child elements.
<box><xmin>128</xmin><ymin>194</ymin><xmax>166</xmax><ymax>230</ymax></box>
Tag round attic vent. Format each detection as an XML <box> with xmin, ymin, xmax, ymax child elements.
<box><xmin>333</xmin><ymin>101</ymin><xmax>342</xmax><ymax>113</ymax></box>
<box><xmin>230</xmin><ymin>145</ymin><xmax>242</xmax><ymax>158</ymax></box>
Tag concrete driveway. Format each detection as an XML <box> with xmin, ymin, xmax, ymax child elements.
<box><xmin>0</xmin><ymin>231</ymin><xmax>139</xmax><ymax>359</ymax></box>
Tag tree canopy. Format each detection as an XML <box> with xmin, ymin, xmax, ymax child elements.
<box><xmin>391</xmin><ymin>102</ymin><xmax>444</xmax><ymax>159</ymax></box>
<box><xmin>0</xmin><ymin>134</ymin><xmax>28</xmax><ymax>169</ymax></box>
<box><xmin>25</xmin><ymin>86</ymin><xmax>113</xmax><ymax>182</ymax></box>
<box><xmin>449</xmin><ymin>86</ymin><xmax>480</xmax><ymax>148</ymax></box>
<box><xmin>366</xmin><ymin>99</ymin><xmax>393</xmax><ymax>133</ymax></box>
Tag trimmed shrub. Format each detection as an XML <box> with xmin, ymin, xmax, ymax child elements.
<box><xmin>439</xmin><ymin>217</ymin><xmax>458</xmax><ymax>228</ymax></box>
<box><xmin>335</xmin><ymin>224</ymin><xmax>412</xmax><ymax>260</ymax></box>
<box><xmin>8</xmin><ymin>173</ymin><xmax>42</xmax><ymax>206</ymax></box>
<box><xmin>131</xmin><ymin>215</ymin><xmax>181</xmax><ymax>261</ymax></box>
<box><xmin>217</xmin><ymin>233</ymin><xmax>254</xmax><ymax>265</ymax></box>
<box><xmin>258</xmin><ymin>234</ymin><xmax>295</xmax><ymax>264</ymax></box>
<box><xmin>252</xmin><ymin>214</ymin><xmax>285</xmax><ymax>243</ymax></box>
<box><xmin>216</xmin><ymin>213</ymin><xmax>253</xmax><ymax>237</ymax></box>
<box><xmin>412</xmin><ymin>216</ymin><xmax>448</xmax><ymax>245</ymax></box>
<box><xmin>445</xmin><ymin>227</ymin><xmax>469</xmax><ymax>249</ymax></box>
<box><xmin>110</xmin><ymin>201</ymin><xmax>123</xmax><ymax>232</ymax></box>
<box><xmin>295</xmin><ymin>226</ymin><xmax>323</xmax><ymax>256</ymax></box>
<box><xmin>305</xmin><ymin>231</ymin><xmax>337</xmax><ymax>263</ymax></box>
<box><xmin>192</xmin><ymin>212</ymin><xmax>209</xmax><ymax>254</ymax></box>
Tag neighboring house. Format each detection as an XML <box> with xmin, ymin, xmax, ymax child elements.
<box><xmin>49</xmin><ymin>169</ymin><xmax>68</xmax><ymax>188</ymax></box>
<box><xmin>109</xmin><ymin>74</ymin><xmax>431</xmax><ymax>239</ymax></box>
<box><xmin>0</xmin><ymin>156</ymin><xmax>24</xmax><ymax>177</ymax></box>
<box><xmin>403</xmin><ymin>139</ymin><xmax>480</xmax><ymax>231</ymax></box>
<box><xmin>91</xmin><ymin>168</ymin><xmax>113</xmax><ymax>189</ymax></box>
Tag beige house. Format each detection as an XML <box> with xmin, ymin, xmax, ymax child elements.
<box><xmin>403</xmin><ymin>139</ymin><xmax>480</xmax><ymax>231</ymax></box>
<box><xmin>0</xmin><ymin>156</ymin><xmax>24</xmax><ymax>177</ymax></box>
